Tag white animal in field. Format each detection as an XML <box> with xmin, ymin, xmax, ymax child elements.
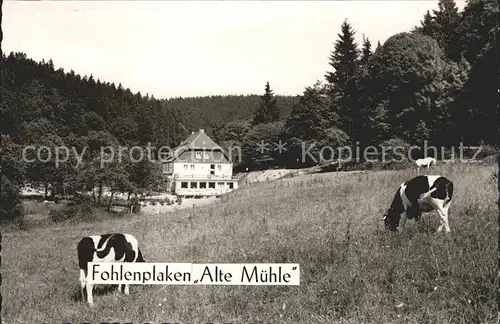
<box><xmin>77</xmin><ymin>233</ymin><xmax>145</xmax><ymax>305</ymax></box>
<box><xmin>383</xmin><ymin>175</ymin><xmax>454</xmax><ymax>233</ymax></box>
<box><xmin>415</xmin><ymin>157</ymin><xmax>437</xmax><ymax>172</ymax></box>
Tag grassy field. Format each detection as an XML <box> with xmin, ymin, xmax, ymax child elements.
<box><xmin>2</xmin><ymin>163</ymin><xmax>498</xmax><ymax>323</ymax></box>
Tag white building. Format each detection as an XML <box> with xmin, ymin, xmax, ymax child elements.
<box><xmin>162</xmin><ymin>129</ymin><xmax>238</xmax><ymax>196</ymax></box>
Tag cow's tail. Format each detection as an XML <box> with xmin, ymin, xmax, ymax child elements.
<box><xmin>419</xmin><ymin>187</ymin><xmax>437</xmax><ymax>201</ymax></box>
<box><xmin>444</xmin><ymin>180</ymin><xmax>454</xmax><ymax>207</ymax></box>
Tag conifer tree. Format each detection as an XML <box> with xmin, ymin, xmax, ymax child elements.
<box><xmin>325</xmin><ymin>19</ymin><xmax>360</xmax><ymax>140</ymax></box>
<box><xmin>360</xmin><ymin>34</ymin><xmax>372</xmax><ymax>66</ymax></box>
<box><xmin>325</xmin><ymin>19</ymin><xmax>360</xmax><ymax>88</ymax></box>
<box><xmin>253</xmin><ymin>81</ymin><xmax>279</xmax><ymax>124</ymax></box>
<box><xmin>418</xmin><ymin>10</ymin><xmax>436</xmax><ymax>37</ymax></box>
<box><xmin>432</xmin><ymin>0</ymin><xmax>461</xmax><ymax>61</ymax></box>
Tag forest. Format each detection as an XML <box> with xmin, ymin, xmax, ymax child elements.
<box><xmin>0</xmin><ymin>0</ymin><xmax>498</xmax><ymax>220</ymax></box>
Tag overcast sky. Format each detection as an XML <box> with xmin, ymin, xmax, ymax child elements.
<box><xmin>4</xmin><ymin>0</ymin><xmax>466</xmax><ymax>99</ymax></box>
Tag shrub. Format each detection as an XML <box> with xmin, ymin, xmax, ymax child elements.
<box><xmin>0</xmin><ymin>175</ymin><xmax>23</xmax><ymax>221</ymax></box>
<box><xmin>49</xmin><ymin>207</ymin><xmax>77</xmax><ymax>223</ymax></box>
<box><xmin>475</xmin><ymin>145</ymin><xmax>498</xmax><ymax>160</ymax></box>
<box><xmin>129</xmin><ymin>196</ymin><xmax>141</xmax><ymax>213</ymax></box>
<box><xmin>378</xmin><ymin>137</ymin><xmax>412</xmax><ymax>161</ymax></box>
<box><xmin>22</xmin><ymin>201</ymin><xmax>52</xmax><ymax>216</ymax></box>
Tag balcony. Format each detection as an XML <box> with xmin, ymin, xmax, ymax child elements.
<box><xmin>172</xmin><ymin>173</ymin><xmax>238</xmax><ymax>180</ymax></box>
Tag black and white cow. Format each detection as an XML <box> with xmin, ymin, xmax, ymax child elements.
<box><xmin>77</xmin><ymin>233</ymin><xmax>145</xmax><ymax>305</ymax></box>
<box><xmin>383</xmin><ymin>175</ymin><xmax>454</xmax><ymax>233</ymax></box>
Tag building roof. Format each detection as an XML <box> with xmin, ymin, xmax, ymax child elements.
<box><xmin>177</xmin><ymin>129</ymin><xmax>222</xmax><ymax>151</ymax></box>
<box><xmin>164</xmin><ymin>129</ymin><xmax>230</xmax><ymax>163</ymax></box>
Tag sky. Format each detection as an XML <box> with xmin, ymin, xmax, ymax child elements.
<box><xmin>3</xmin><ymin>0</ymin><xmax>466</xmax><ymax>99</ymax></box>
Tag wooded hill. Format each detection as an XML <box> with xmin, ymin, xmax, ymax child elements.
<box><xmin>1</xmin><ymin>0</ymin><xmax>498</xmax><ymax>220</ymax></box>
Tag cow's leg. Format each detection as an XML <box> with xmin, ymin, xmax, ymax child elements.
<box><xmin>117</xmin><ymin>284</ymin><xmax>123</xmax><ymax>294</ymax></box>
<box><xmin>431</xmin><ymin>199</ymin><xmax>450</xmax><ymax>233</ymax></box>
<box><xmin>124</xmin><ymin>284</ymin><xmax>130</xmax><ymax>295</ymax></box>
<box><xmin>86</xmin><ymin>281</ymin><xmax>94</xmax><ymax>305</ymax></box>
<box><xmin>436</xmin><ymin>210</ymin><xmax>445</xmax><ymax>232</ymax></box>
<box><xmin>79</xmin><ymin>269</ymin><xmax>86</xmax><ymax>301</ymax></box>
<box><xmin>436</xmin><ymin>204</ymin><xmax>451</xmax><ymax>233</ymax></box>
<box><xmin>398</xmin><ymin>212</ymin><xmax>408</xmax><ymax>231</ymax></box>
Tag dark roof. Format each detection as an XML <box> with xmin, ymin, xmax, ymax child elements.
<box><xmin>178</xmin><ymin>129</ymin><xmax>222</xmax><ymax>151</ymax></box>
<box><xmin>164</xmin><ymin>129</ymin><xmax>230</xmax><ymax>163</ymax></box>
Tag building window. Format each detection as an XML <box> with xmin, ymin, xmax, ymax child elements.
<box><xmin>228</xmin><ymin>182</ymin><xmax>234</xmax><ymax>189</ymax></box>
<box><xmin>217</xmin><ymin>182</ymin><xmax>224</xmax><ymax>189</ymax></box>
<box><xmin>159</xmin><ymin>151</ymin><xmax>171</xmax><ymax>161</ymax></box>
<box><xmin>217</xmin><ymin>164</ymin><xmax>222</xmax><ymax>170</ymax></box>
<box><xmin>181</xmin><ymin>182</ymin><xmax>188</xmax><ymax>188</ymax></box>
<box><xmin>208</xmin><ymin>182</ymin><xmax>215</xmax><ymax>189</ymax></box>
<box><xmin>190</xmin><ymin>182</ymin><xmax>198</xmax><ymax>188</ymax></box>
<box><xmin>204</xmin><ymin>151</ymin><xmax>209</xmax><ymax>159</ymax></box>
<box><xmin>190</xmin><ymin>164</ymin><xmax>195</xmax><ymax>170</ymax></box>
<box><xmin>183</xmin><ymin>164</ymin><xmax>188</xmax><ymax>170</ymax></box>
<box><xmin>200</xmin><ymin>182</ymin><xmax>207</xmax><ymax>189</ymax></box>
<box><xmin>195</xmin><ymin>151</ymin><xmax>201</xmax><ymax>159</ymax></box>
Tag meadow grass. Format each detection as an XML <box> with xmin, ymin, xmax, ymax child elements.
<box><xmin>1</xmin><ymin>163</ymin><xmax>498</xmax><ymax>323</ymax></box>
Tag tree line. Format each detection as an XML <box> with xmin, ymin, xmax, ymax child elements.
<box><xmin>0</xmin><ymin>0</ymin><xmax>498</xmax><ymax>220</ymax></box>
<box><xmin>0</xmin><ymin>51</ymin><xmax>297</xmax><ymax>217</ymax></box>
<box><xmin>233</xmin><ymin>0</ymin><xmax>498</xmax><ymax>169</ymax></box>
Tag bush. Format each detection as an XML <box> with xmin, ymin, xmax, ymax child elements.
<box><xmin>380</xmin><ymin>159</ymin><xmax>414</xmax><ymax>170</ymax></box>
<box><xmin>0</xmin><ymin>175</ymin><xmax>23</xmax><ymax>221</ymax></box>
<box><xmin>129</xmin><ymin>196</ymin><xmax>141</xmax><ymax>213</ymax></box>
<box><xmin>100</xmin><ymin>196</ymin><xmax>111</xmax><ymax>206</ymax></box>
<box><xmin>378</xmin><ymin>138</ymin><xmax>412</xmax><ymax>161</ymax></box>
<box><xmin>476</xmin><ymin>145</ymin><xmax>498</xmax><ymax>160</ymax></box>
<box><xmin>22</xmin><ymin>201</ymin><xmax>53</xmax><ymax>216</ymax></box>
<box><xmin>49</xmin><ymin>206</ymin><xmax>78</xmax><ymax>223</ymax></box>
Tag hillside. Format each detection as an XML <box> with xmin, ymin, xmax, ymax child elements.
<box><xmin>0</xmin><ymin>52</ymin><xmax>298</xmax><ymax>147</ymax></box>
<box><xmin>1</xmin><ymin>0</ymin><xmax>498</xmax><ymax>222</ymax></box>
<box><xmin>2</xmin><ymin>163</ymin><xmax>497</xmax><ymax>323</ymax></box>
<box><xmin>0</xmin><ymin>52</ymin><xmax>298</xmax><ymax>211</ymax></box>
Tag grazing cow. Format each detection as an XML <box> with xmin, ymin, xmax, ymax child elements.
<box><xmin>383</xmin><ymin>175</ymin><xmax>454</xmax><ymax>233</ymax></box>
<box><xmin>77</xmin><ymin>233</ymin><xmax>145</xmax><ymax>305</ymax></box>
<box><xmin>415</xmin><ymin>157</ymin><xmax>437</xmax><ymax>173</ymax></box>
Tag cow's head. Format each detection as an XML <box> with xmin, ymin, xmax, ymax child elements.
<box><xmin>382</xmin><ymin>209</ymin><xmax>400</xmax><ymax>231</ymax></box>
